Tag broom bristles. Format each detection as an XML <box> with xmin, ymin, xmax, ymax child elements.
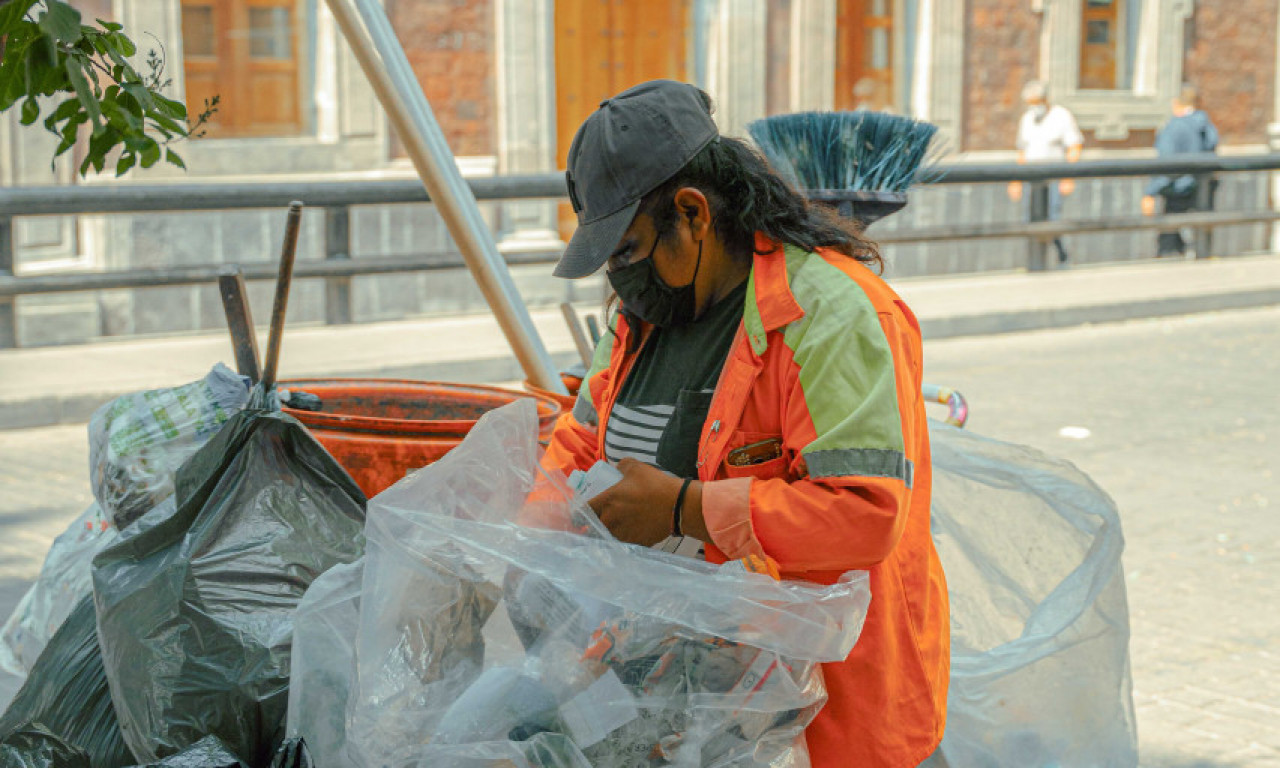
<box><xmin>747</xmin><ymin>111</ymin><xmax>941</xmax><ymax>193</ymax></box>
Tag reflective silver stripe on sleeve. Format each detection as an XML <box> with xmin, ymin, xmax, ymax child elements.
<box><xmin>572</xmin><ymin>392</ymin><xmax>598</xmax><ymax>427</ymax></box>
<box><xmin>804</xmin><ymin>448</ymin><xmax>914</xmax><ymax>488</ymax></box>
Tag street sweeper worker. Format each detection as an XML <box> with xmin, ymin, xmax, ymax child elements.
<box><xmin>543</xmin><ymin>79</ymin><xmax>949</xmax><ymax>767</ymax></box>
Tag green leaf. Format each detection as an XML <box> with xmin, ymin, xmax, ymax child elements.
<box><xmin>153</xmin><ymin>93</ymin><xmax>187</xmax><ymax>120</ymax></box>
<box><xmin>121</xmin><ymin>81</ymin><xmax>155</xmax><ymax>111</ymax></box>
<box><xmin>116</xmin><ymin>152</ymin><xmax>136</xmax><ymax>176</ymax></box>
<box><xmin>0</xmin><ymin>0</ymin><xmax>40</xmax><ymax>31</ymax></box>
<box><xmin>164</xmin><ymin>149</ymin><xmax>186</xmax><ymax>170</ymax></box>
<box><xmin>44</xmin><ymin>96</ymin><xmax>80</xmax><ymax>123</ymax></box>
<box><xmin>0</xmin><ymin>24</ymin><xmax>38</xmax><ymax>110</ymax></box>
<box><xmin>140</xmin><ymin>138</ymin><xmax>161</xmax><ymax>168</ymax></box>
<box><xmin>64</xmin><ymin>57</ymin><xmax>102</xmax><ymax>134</ymax></box>
<box><xmin>53</xmin><ymin>136</ymin><xmax>74</xmax><ymax>158</ymax></box>
<box><xmin>24</xmin><ymin>39</ymin><xmax>67</xmax><ymax>95</ymax></box>
<box><xmin>20</xmin><ymin>97</ymin><xmax>39</xmax><ymax>125</ymax></box>
<box><xmin>96</xmin><ymin>18</ymin><xmax>123</xmax><ymax>32</ymax></box>
<box><xmin>60</xmin><ymin>119</ymin><xmax>79</xmax><ymax>145</ymax></box>
<box><xmin>148</xmin><ymin>110</ymin><xmax>184</xmax><ymax>136</ymax></box>
<box><xmin>37</xmin><ymin>1</ymin><xmax>83</xmax><ymax>45</ymax></box>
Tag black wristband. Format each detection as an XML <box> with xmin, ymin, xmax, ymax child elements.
<box><xmin>672</xmin><ymin>477</ymin><xmax>694</xmax><ymax>537</ymax></box>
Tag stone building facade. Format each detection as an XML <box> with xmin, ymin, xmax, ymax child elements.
<box><xmin>2</xmin><ymin>0</ymin><xmax>1277</xmax><ymax>346</ymax></box>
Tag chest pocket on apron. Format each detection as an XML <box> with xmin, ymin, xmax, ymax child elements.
<box><xmin>655</xmin><ymin>389</ymin><xmax>715</xmax><ymax>478</ymax></box>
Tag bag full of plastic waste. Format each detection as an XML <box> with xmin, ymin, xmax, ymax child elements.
<box><xmin>286</xmin><ymin>561</ymin><xmax>363</xmax><ymax>768</ymax></box>
<box><xmin>0</xmin><ymin>724</ymin><xmax>91</xmax><ymax>768</ymax></box>
<box><xmin>0</xmin><ymin>366</ymin><xmax>252</xmax><ymax>706</ymax></box>
<box><xmin>0</xmin><ymin>595</ymin><xmax>134</xmax><ymax>768</ymax></box>
<box><xmin>0</xmin><ymin>504</ymin><xmax>118</xmax><ymax>693</ymax></box>
<box><xmin>924</xmin><ymin>423</ymin><xmax>1137</xmax><ymax>768</ymax></box>
<box><xmin>341</xmin><ymin>399</ymin><xmax>870</xmax><ymax>768</ymax></box>
<box><xmin>89</xmin><ymin>363</ymin><xmax>250</xmax><ymax>531</ymax></box>
<box><xmin>92</xmin><ymin>391</ymin><xmax>366</xmax><ymax>766</ymax></box>
<box><xmin>121</xmin><ymin>736</ymin><xmax>247</xmax><ymax>768</ymax></box>
<box><xmin>0</xmin><ymin>506</ymin><xmax>110</xmax><ymax>651</ymax></box>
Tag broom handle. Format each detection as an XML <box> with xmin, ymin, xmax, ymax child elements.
<box><xmin>217</xmin><ymin>266</ymin><xmax>262</xmax><ymax>383</ymax></box>
<box><xmin>261</xmin><ymin>202</ymin><xmax>304</xmax><ymax>393</ymax></box>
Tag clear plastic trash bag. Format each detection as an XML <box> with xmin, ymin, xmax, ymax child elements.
<box><xmin>92</xmin><ymin>399</ymin><xmax>366</xmax><ymax>766</ymax></box>
<box><xmin>0</xmin><ymin>505</ymin><xmax>119</xmax><ymax>687</ymax></box>
<box><xmin>341</xmin><ymin>399</ymin><xmax>870</xmax><ymax>768</ymax></box>
<box><xmin>88</xmin><ymin>363</ymin><xmax>250</xmax><ymax>531</ymax></box>
<box><xmin>286</xmin><ymin>561</ymin><xmax>363</xmax><ymax>768</ymax></box>
<box><xmin>925</xmin><ymin>423</ymin><xmax>1137</xmax><ymax>768</ymax></box>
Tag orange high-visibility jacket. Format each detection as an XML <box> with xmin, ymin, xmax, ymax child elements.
<box><xmin>544</xmin><ymin>235</ymin><xmax>949</xmax><ymax>767</ymax></box>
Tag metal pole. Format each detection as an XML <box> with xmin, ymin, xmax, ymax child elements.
<box><xmin>325</xmin><ymin>206</ymin><xmax>353</xmax><ymax>325</ymax></box>
<box><xmin>1194</xmin><ymin>172</ymin><xmax>1215</xmax><ymax>259</ymax></box>
<box><xmin>324</xmin><ymin>0</ymin><xmax>567</xmax><ymax>395</ymax></box>
<box><xmin>0</xmin><ymin>214</ymin><xmax>15</xmax><ymax>348</ymax></box>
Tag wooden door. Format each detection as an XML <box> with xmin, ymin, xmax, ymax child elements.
<box><xmin>555</xmin><ymin>0</ymin><xmax>691</xmax><ymax>238</ymax></box>
<box><xmin>1079</xmin><ymin>0</ymin><xmax>1119</xmax><ymax>90</ymax></box>
<box><xmin>181</xmin><ymin>0</ymin><xmax>302</xmax><ymax>137</ymax></box>
<box><xmin>835</xmin><ymin>0</ymin><xmax>894</xmax><ymax>112</ymax></box>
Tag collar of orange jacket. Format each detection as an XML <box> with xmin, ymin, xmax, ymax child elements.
<box><xmin>744</xmin><ymin>233</ymin><xmax>805</xmax><ymax>355</ymax></box>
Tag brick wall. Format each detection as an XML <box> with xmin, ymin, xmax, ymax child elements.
<box><xmin>962</xmin><ymin>0</ymin><xmax>1041</xmax><ymax>152</ymax></box>
<box><xmin>389</xmin><ymin>0</ymin><xmax>495</xmax><ymax>157</ymax></box>
<box><xmin>1183</xmin><ymin>1</ymin><xmax>1278</xmax><ymax>145</ymax></box>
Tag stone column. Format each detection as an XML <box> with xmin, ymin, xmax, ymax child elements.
<box><xmin>789</xmin><ymin>0</ymin><xmax>836</xmax><ymax>112</ymax></box>
<box><xmin>707</xmin><ymin>0</ymin><xmax>768</xmax><ymax>137</ymax></box>
<box><xmin>1270</xmin><ymin>3</ymin><xmax>1280</xmax><ymax>252</ymax></box>
<box><xmin>911</xmin><ymin>0</ymin><xmax>964</xmax><ymax>148</ymax></box>
<box><xmin>314</xmin><ymin>2</ymin><xmax>341</xmax><ymax>144</ymax></box>
<box><xmin>494</xmin><ymin>0</ymin><xmax>562</xmax><ymax>253</ymax></box>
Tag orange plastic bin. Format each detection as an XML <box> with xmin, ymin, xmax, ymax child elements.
<box><xmin>280</xmin><ymin>379</ymin><xmax>561</xmax><ymax>498</ymax></box>
<box><xmin>522</xmin><ymin>372</ymin><xmax>583</xmax><ymax>412</ymax></box>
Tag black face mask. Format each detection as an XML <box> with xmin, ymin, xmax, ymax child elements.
<box><xmin>608</xmin><ymin>237</ymin><xmax>703</xmax><ymax>328</ymax></box>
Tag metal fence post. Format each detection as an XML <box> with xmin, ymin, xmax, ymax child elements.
<box><xmin>0</xmin><ymin>214</ymin><xmax>15</xmax><ymax>348</ymax></box>
<box><xmin>324</xmin><ymin>205</ymin><xmax>353</xmax><ymax>325</ymax></box>
<box><xmin>1193</xmin><ymin>172</ymin><xmax>1215</xmax><ymax>259</ymax></box>
<box><xmin>1027</xmin><ymin>180</ymin><xmax>1050</xmax><ymax>271</ymax></box>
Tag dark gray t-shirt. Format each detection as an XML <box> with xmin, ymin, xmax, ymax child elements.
<box><xmin>604</xmin><ymin>280</ymin><xmax>747</xmax><ymax>554</ymax></box>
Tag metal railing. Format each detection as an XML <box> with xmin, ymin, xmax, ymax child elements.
<box><xmin>2</xmin><ymin>152</ymin><xmax>1280</xmax><ymax>347</ymax></box>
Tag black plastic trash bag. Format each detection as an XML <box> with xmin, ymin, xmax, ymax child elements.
<box><xmin>93</xmin><ymin>406</ymin><xmax>366</xmax><ymax>766</ymax></box>
<box><xmin>266</xmin><ymin>739</ymin><xmax>311</xmax><ymax>768</ymax></box>
<box><xmin>0</xmin><ymin>725</ymin><xmax>91</xmax><ymax>768</ymax></box>
<box><xmin>0</xmin><ymin>597</ymin><xmax>133</xmax><ymax>768</ymax></box>
<box><xmin>123</xmin><ymin>736</ymin><xmax>246</xmax><ymax>768</ymax></box>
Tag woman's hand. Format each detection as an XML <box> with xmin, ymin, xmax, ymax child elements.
<box><xmin>589</xmin><ymin>458</ymin><xmax>685</xmax><ymax>546</ymax></box>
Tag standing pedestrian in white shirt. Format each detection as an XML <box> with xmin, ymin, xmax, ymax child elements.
<box><xmin>1007</xmin><ymin>81</ymin><xmax>1084</xmax><ymax>264</ymax></box>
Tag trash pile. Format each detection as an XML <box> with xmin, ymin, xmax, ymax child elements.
<box><xmin>0</xmin><ymin>366</ymin><xmax>365</xmax><ymax>768</ymax></box>
<box><xmin>0</xmin><ymin>365</ymin><xmax>1137</xmax><ymax>768</ymax></box>
<box><xmin>289</xmin><ymin>399</ymin><xmax>871</xmax><ymax>768</ymax></box>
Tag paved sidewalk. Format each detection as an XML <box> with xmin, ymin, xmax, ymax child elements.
<box><xmin>2</xmin><ymin>254</ymin><xmax>1278</xmax><ymax>429</ymax></box>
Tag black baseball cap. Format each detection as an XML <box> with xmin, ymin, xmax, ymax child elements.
<box><xmin>554</xmin><ymin>80</ymin><xmax>719</xmax><ymax>279</ymax></box>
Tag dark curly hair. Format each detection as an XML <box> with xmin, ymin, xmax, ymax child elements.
<box><xmin>640</xmin><ymin>135</ymin><xmax>882</xmax><ymax>269</ymax></box>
